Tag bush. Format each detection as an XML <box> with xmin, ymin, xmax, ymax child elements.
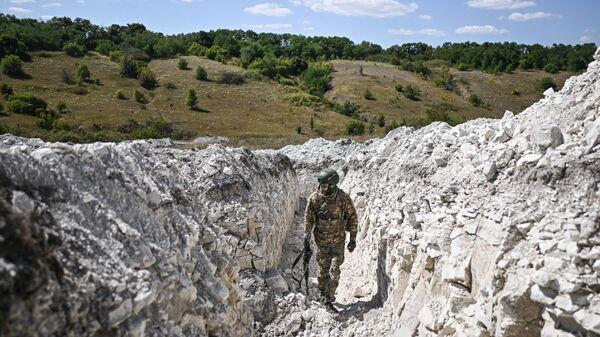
<box><xmin>63</xmin><ymin>43</ymin><xmax>86</xmax><ymax>57</ymax></box>
<box><xmin>0</xmin><ymin>122</ymin><xmax>8</xmax><ymax>134</ymax></box>
<box><xmin>177</xmin><ymin>58</ymin><xmax>189</xmax><ymax>70</ymax></box>
<box><xmin>120</xmin><ymin>56</ymin><xmax>139</xmax><ymax>78</ymax></box>
<box><xmin>56</xmin><ymin>100</ymin><xmax>67</xmax><ymax>113</ymax></box>
<box><xmin>377</xmin><ymin>113</ymin><xmax>385</xmax><ymax>127</ymax></box>
<box><xmin>404</xmin><ymin>85</ymin><xmax>421</xmax><ymax>100</ymax></box>
<box><xmin>61</xmin><ymin>69</ymin><xmax>75</xmax><ymax>84</ymax></box>
<box><xmin>186</xmin><ymin>88</ymin><xmax>198</xmax><ymax>110</ymax></box>
<box><xmin>511</xmin><ymin>89</ymin><xmax>521</xmax><ymax>96</ymax></box>
<box><xmin>109</xmin><ymin>50</ymin><xmax>122</xmax><ymax>62</ymax></box>
<box><xmin>384</xmin><ymin>119</ymin><xmax>403</xmax><ymax>133</ymax></box>
<box><xmin>219</xmin><ymin>72</ymin><xmax>245</xmax><ymax>85</ymax></box>
<box><xmin>394</xmin><ymin>83</ymin><xmax>404</xmax><ymax>92</ymax></box>
<box><xmin>95</xmin><ymin>40</ymin><xmax>115</xmax><ymax>56</ymax></box>
<box><xmin>71</xmin><ymin>86</ymin><xmax>88</xmax><ymax>95</ymax></box>
<box><xmin>1</xmin><ymin>55</ymin><xmax>25</xmax><ymax>77</ymax></box>
<box><xmin>1</xmin><ymin>84</ymin><xmax>14</xmax><ymax>98</ymax></box>
<box><xmin>295</xmin><ymin>126</ymin><xmax>302</xmax><ymax>134</ymax></box>
<box><xmin>467</xmin><ymin>94</ymin><xmax>488</xmax><ymax>108</ymax></box>
<box><xmin>139</xmin><ymin>68</ymin><xmax>158</xmax><ymax>89</ymax></box>
<box><xmin>116</xmin><ymin>89</ymin><xmax>126</xmax><ymax>99</ymax></box>
<box><xmin>544</xmin><ymin>62</ymin><xmax>560</xmax><ymax>74</ymax></box>
<box><xmin>302</xmin><ymin>62</ymin><xmax>333</xmax><ymax>97</ymax></box>
<box><xmin>188</xmin><ymin>42</ymin><xmax>206</xmax><ymax>56</ymax></box>
<box><xmin>77</xmin><ymin>64</ymin><xmax>91</xmax><ymax>83</ymax></box>
<box><xmin>345</xmin><ymin>120</ymin><xmax>365</xmax><ymax>135</ymax></box>
<box><xmin>94</xmin><ymin>78</ymin><xmax>101</xmax><ymax>85</ymax></box>
<box><xmin>249</xmin><ymin>54</ymin><xmax>278</xmax><ymax>78</ymax></box>
<box><xmin>37</xmin><ymin>109</ymin><xmax>59</xmax><ymax>130</ymax></box>
<box><xmin>336</xmin><ymin>101</ymin><xmax>360</xmax><ymax>117</ymax></box>
<box><xmin>433</xmin><ymin>66</ymin><xmax>455</xmax><ymax>91</ymax></box>
<box><xmin>538</xmin><ymin>77</ymin><xmax>557</xmax><ymax>92</ymax></box>
<box><xmin>134</xmin><ymin>89</ymin><xmax>149</xmax><ymax>104</ymax></box>
<box><xmin>423</xmin><ymin>104</ymin><xmax>459</xmax><ymax>126</ymax></box>
<box><xmin>363</xmin><ymin>89</ymin><xmax>375</xmax><ymax>100</ymax></box>
<box><xmin>368</xmin><ymin>122</ymin><xmax>375</xmax><ymax>134</ymax></box>
<box><xmin>165</xmin><ymin>82</ymin><xmax>177</xmax><ymax>89</ymax></box>
<box><xmin>9</xmin><ymin>93</ymin><xmax>48</xmax><ymax>116</ymax></box>
<box><xmin>195</xmin><ymin>65</ymin><xmax>208</xmax><ymax>81</ymax></box>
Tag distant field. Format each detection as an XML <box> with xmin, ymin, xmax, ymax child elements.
<box><xmin>0</xmin><ymin>52</ymin><xmax>575</xmax><ymax>149</ymax></box>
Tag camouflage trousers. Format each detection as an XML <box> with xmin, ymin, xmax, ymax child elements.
<box><xmin>316</xmin><ymin>243</ymin><xmax>345</xmax><ymax>302</ymax></box>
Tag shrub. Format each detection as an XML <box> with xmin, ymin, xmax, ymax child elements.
<box><xmin>538</xmin><ymin>77</ymin><xmax>557</xmax><ymax>92</ymax></box>
<box><xmin>94</xmin><ymin>78</ymin><xmax>101</xmax><ymax>85</ymax></box>
<box><xmin>139</xmin><ymin>68</ymin><xmax>158</xmax><ymax>89</ymax></box>
<box><xmin>177</xmin><ymin>58</ymin><xmax>189</xmax><ymax>70</ymax></box>
<box><xmin>120</xmin><ymin>56</ymin><xmax>139</xmax><ymax>78</ymax></box>
<box><xmin>1</xmin><ymin>84</ymin><xmax>14</xmax><ymax>98</ymax></box>
<box><xmin>134</xmin><ymin>89</ymin><xmax>149</xmax><ymax>104</ymax></box>
<box><xmin>56</xmin><ymin>100</ymin><xmax>67</xmax><ymax>113</ymax></box>
<box><xmin>368</xmin><ymin>122</ymin><xmax>375</xmax><ymax>134</ymax></box>
<box><xmin>423</xmin><ymin>104</ymin><xmax>459</xmax><ymax>126</ymax></box>
<box><xmin>363</xmin><ymin>89</ymin><xmax>375</xmax><ymax>100</ymax></box>
<box><xmin>71</xmin><ymin>86</ymin><xmax>88</xmax><ymax>95</ymax></box>
<box><xmin>1</xmin><ymin>55</ymin><xmax>25</xmax><ymax>77</ymax></box>
<box><xmin>9</xmin><ymin>94</ymin><xmax>48</xmax><ymax>116</ymax></box>
<box><xmin>394</xmin><ymin>83</ymin><xmax>404</xmax><ymax>92</ymax></box>
<box><xmin>0</xmin><ymin>122</ymin><xmax>8</xmax><ymax>134</ymax></box>
<box><xmin>186</xmin><ymin>88</ymin><xmax>198</xmax><ymax>110</ymax></box>
<box><xmin>165</xmin><ymin>82</ymin><xmax>177</xmax><ymax>89</ymax></box>
<box><xmin>77</xmin><ymin>64</ymin><xmax>91</xmax><ymax>83</ymax></box>
<box><xmin>345</xmin><ymin>120</ymin><xmax>365</xmax><ymax>135</ymax></box>
<box><xmin>61</xmin><ymin>69</ymin><xmax>75</xmax><ymax>84</ymax></box>
<box><xmin>249</xmin><ymin>54</ymin><xmax>277</xmax><ymax>78</ymax></box>
<box><xmin>544</xmin><ymin>62</ymin><xmax>560</xmax><ymax>74</ymax></box>
<box><xmin>109</xmin><ymin>50</ymin><xmax>122</xmax><ymax>62</ymax></box>
<box><xmin>195</xmin><ymin>65</ymin><xmax>208</xmax><ymax>81</ymax></box>
<box><xmin>467</xmin><ymin>94</ymin><xmax>487</xmax><ymax>108</ymax></box>
<box><xmin>188</xmin><ymin>42</ymin><xmax>205</xmax><ymax>56</ymax></box>
<box><xmin>37</xmin><ymin>109</ymin><xmax>59</xmax><ymax>130</ymax></box>
<box><xmin>456</xmin><ymin>63</ymin><xmax>469</xmax><ymax>71</ymax></box>
<box><xmin>377</xmin><ymin>113</ymin><xmax>385</xmax><ymax>127</ymax></box>
<box><xmin>116</xmin><ymin>89</ymin><xmax>126</xmax><ymax>99</ymax></box>
<box><xmin>336</xmin><ymin>101</ymin><xmax>360</xmax><ymax>117</ymax></box>
<box><xmin>511</xmin><ymin>89</ymin><xmax>521</xmax><ymax>96</ymax></box>
<box><xmin>63</xmin><ymin>43</ymin><xmax>86</xmax><ymax>57</ymax></box>
<box><xmin>433</xmin><ymin>66</ymin><xmax>455</xmax><ymax>91</ymax></box>
<box><xmin>302</xmin><ymin>62</ymin><xmax>333</xmax><ymax>97</ymax></box>
<box><xmin>404</xmin><ymin>85</ymin><xmax>421</xmax><ymax>100</ymax></box>
<box><xmin>95</xmin><ymin>40</ymin><xmax>115</xmax><ymax>56</ymax></box>
<box><xmin>384</xmin><ymin>119</ymin><xmax>402</xmax><ymax>133</ymax></box>
<box><xmin>219</xmin><ymin>72</ymin><xmax>245</xmax><ymax>85</ymax></box>
<box><xmin>310</xmin><ymin>116</ymin><xmax>314</xmax><ymax>131</ymax></box>
<box><xmin>295</xmin><ymin>126</ymin><xmax>302</xmax><ymax>134</ymax></box>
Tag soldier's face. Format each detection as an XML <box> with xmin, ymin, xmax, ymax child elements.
<box><xmin>319</xmin><ymin>183</ymin><xmax>330</xmax><ymax>193</ymax></box>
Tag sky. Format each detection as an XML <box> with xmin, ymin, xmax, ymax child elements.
<box><xmin>2</xmin><ymin>0</ymin><xmax>599</xmax><ymax>48</ymax></box>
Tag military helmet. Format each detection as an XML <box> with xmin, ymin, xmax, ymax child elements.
<box><xmin>318</xmin><ymin>168</ymin><xmax>339</xmax><ymax>186</ymax></box>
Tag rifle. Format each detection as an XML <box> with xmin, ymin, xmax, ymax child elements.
<box><xmin>291</xmin><ymin>243</ymin><xmax>312</xmax><ymax>295</ymax></box>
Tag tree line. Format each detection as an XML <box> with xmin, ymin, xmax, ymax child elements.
<box><xmin>0</xmin><ymin>13</ymin><xmax>596</xmax><ymax>76</ymax></box>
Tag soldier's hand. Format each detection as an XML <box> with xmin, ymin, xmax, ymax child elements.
<box><xmin>347</xmin><ymin>239</ymin><xmax>356</xmax><ymax>252</ymax></box>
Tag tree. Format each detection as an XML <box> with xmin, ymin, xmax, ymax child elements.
<box><xmin>195</xmin><ymin>65</ymin><xmax>208</xmax><ymax>81</ymax></box>
<box><xmin>302</xmin><ymin>62</ymin><xmax>332</xmax><ymax>97</ymax></box>
<box><xmin>63</xmin><ymin>42</ymin><xmax>86</xmax><ymax>57</ymax></box>
<box><xmin>120</xmin><ymin>56</ymin><xmax>139</xmax><ymax>78</ymax></box>
<box><xmin>186</xmin><ymin>88</ymin><xmax>198</xmax><ymax>110</ymax></box>
<box><xmin>77</xmin><ymin>64</ymin><xmax>91</xmax><ymax>83</ymax></box>
<box><xmin>139</xmin><ymin>68</ymin><xmax>158</xmax><ymax>89</ymax></box>
<box><xmin>177</xmin><ymin>58</ymin><xmax>189</xmax><ymax>70</ymax></box>
<box><xmin>8</xmin><ymin>94</ymin><xmax>48</xmax><ymax>116</ymax></box>
<box><xmin>1</xmin><ymin>55</ymin><xmax>25</xmax><ymax>78</ymax></box>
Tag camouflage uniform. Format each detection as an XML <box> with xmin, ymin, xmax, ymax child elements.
<box><xmin>305</xmin><ymin>187</ymin><xmax>358</xmax><ymax>302</ymax></box>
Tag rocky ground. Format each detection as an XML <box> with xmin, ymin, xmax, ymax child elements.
<box><xmin>1</xmin><ymin>48</ymin><xmax>599</xmax><ymax>337</ymax></box>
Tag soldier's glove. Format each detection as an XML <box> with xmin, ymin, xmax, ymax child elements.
<box><xmin>347</xmin><ymin>239</ymin><xmax>356</xmax><ymax>253</ymax></box>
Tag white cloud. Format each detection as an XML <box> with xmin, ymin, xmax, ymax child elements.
<box><xmin>290</xmin><ymin>0</ymin><xmax>418</xmax><ymax>18</ymax></box>
<box><xmin>42</xmin><ymin>2</ymin><xmax>62</xmax><ymax>7</ymax></box>
<box><xmin>455</xmin><ymin>25</ymin><xmax>509</xmax><ymax>34</ymax></box>
<box><xmin>40</xmin><ymin>14</ymin><xmax>53</xmax><ymax>20</ymax></box>
<box><xmin>389</xmin><ymin>28</ymin><xmax>445</xmax><ymax>36</ymax></box>
<box><xmin>508</xmin><ymin>11</ymin><xmax>560</xmax><ymax>21</ymax></box>
<box><xmin>245</xmin><ymin>3</ymin><xmax>293</xmax><ymax>17</ymax></box>
<box><xmin>580</xmin><ymin>35</ymin><xmax>592</xmax><ymax>42</ymax></box>
<box><xmin>419</xmin><ymin>14</ymin><xmax>432</xmax><ymax>19</ymax></box>
<box><xmin>8</xmin><ymin>6</ymin><xmax>33</xmax><ymax>13</ymax></box>
<box><xmin>466</xmin><ymin>0</ymin><xmax>535</xmax><ymax>10</ymax></box>
<box><xmin>243</xmin><ymin>23</ymin><xmax>293</xmax><ymax>30</ymax></box>
<box><xmin>10</xmin><ymin>0</ymin><xmax>35</xmax><ymax>3</ymax></box>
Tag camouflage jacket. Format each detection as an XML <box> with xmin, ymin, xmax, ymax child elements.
<box><xmin>305</xmin><ymin>187</ymin><xmax>358</xmax><ymax>246</ymax></box>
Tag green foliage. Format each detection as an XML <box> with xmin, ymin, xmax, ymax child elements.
<box><xmin>433</xmin><ymin>66</ymin><xmax>455</xmax><ymax>91</ymax></box>
<box><xmin>219</xmin><ymin>72</ymin><xmax>245</xmax><ymax>85</ymax></box>
<box><xmin>302</xmin><ymin>62</ymin><xmax>333</xmax><ymax>97</ymax></box>
<box><xmin>249</xmin><ymin>53</ymin><xmax>277</xmax><ymax>78</ymax></box>
<box><xmin>384</xmin><ymin>119</ymin><xmax>403</xmax><ymax>133</ymax></box>
<box><xmin>511</xmin><ymin>89</ymin><xmax>521</xmax><ymax>96</ymax></box>
<box><xmin>56</xmin><ymin>100</ymin><xmax>67</xmax><ymax>112</ymax></box>
<box><xmin>195</xmin><ymin>65</ymin><xmax>208</xmax><ymax>81</ymax></box>
<box><xmin>165</xmin><ymin>82</ymin><xmax>177</xmax><ymax>89</ymax></box>
<box><xmin>295</xmin><ymin>126</ymin><xmax>302</xmax><ymax>134</ymax></box>
<box><xmin>95</xmin><ymin>40</ymin><xmax>115</xmax><ymax>55</ymax></box>
<box><xmin>423</xmin><ymin>104</ymin><xmax>460</xmax><ymax>126</ymax></box>
<box><xmin>310</xmin><ymin>116</ymin><xmax>314</xmax><ymax>131</ymax></box>
<box><xmin>0</xmin><ymin>34</ymin><xmax>29</xmax><ymax>60</ymax></box>
<box><xmin>63</xmin><ymin>42</ymin><xmax>86</xmax><ymax>57</ymax></box>
<box><xmin>37</xmin><ymin>109</ymin><xmax>59</xmax><ymax>130</ymax></box>
<box><xmin>60</xmin><ymin>69</ymin><xmax>75</xmax><ymax>84</ymax></box>
<box><xmin>206</xmin><ymin>46</ymin><xmax>229</xmax><ymax>61</ymax></box>
<box><xmin>186</xmin><ymin>88</ymin><xmax>198</xmax><ymax>110</ymax></box>
<box><xmin>544</xmin><ymin>62</ymin><xmax>560</xmax><ymax>74</ymax></box>
<box><xmin>188</xmin><ymin>42</ymin><xmax>205</xmax><ymax>56</ymax></box>
<box><xmin>368</xmin><ymin>122</ymin><xmax>375</xmax><ymax>134</ymax></box>
<box><xmin>1</xmin><ymin>55</ymin><xmax>25</xmax><ymax>77</ymax></box>
<box><xmin>0</xmin><ymin>102</ymin><xmax>4</xmax><ymax>114</ymax></box>
<box><xmin>399</xmin><ymin>60</ymin><xmax>431</xmax><ymax>77</ymax></box>
<box><xmin>138</xmin><ymin>67</ymin><xmax>158</xmax><ymax>89</ymax></box>
<box><xmin>120</xmin><ymin>56</ymin><xmax>139</xmax><ymax>78</ymax></box>
<box><xmin>336</xmin><ymin>101</ymin><xmax>359</xmax><ymax>117</ymax></box>
<box><xmin>539</xmin><ymin>77</ymin><xmax>557</xmax><ymax>92</ymax></box>
<box><xmin>345</xmin><ymin>120</ymin><xmax>365</xmax><ymax>135</ymax></box>
<box><xmin>363</xmin><ymin>89</ymin><xmax>374</xmax><ymax>100</ymax></box>
<box><xmin>109</xmin><ymin>50</ymin><xmax>122</xmax><ymax>62</ymax></box>
<box><xmin>177</xmin><ymin>58</ymin><xmax>189</xmax><ymax>70</ymax></box>
<box><xmin>404</xmin><ymin>85</ymin><xmax>421</xmax><ymax>100</ymax></box>
<box><xmin>8</xmin><ymin>93</ymin><xmax>48</xmax><ymax>116</ymax></box>
<box><xmin>377</xmin><ymin>113</ymin><xmax>385</xmax><ymax>127</ymax></box>
<box><xmin>0</xmin><ymin>122</ymin><xmax>8</xmax><ymax>134</ymax></box>
<box><xmin>116</xmin><ymin>89</ymin><xmax>126</xmax><ymax>99</ymax></box>
<box><xmin>467</xmin><ymin>94</ymin><xmax>489</xmax><ymax>108</ymax></box>
<box><xmin>134</xmin><ymin>89</ymin><xmax>149</xmax><ymax>104</ymax></box>
<box><xmin>276</xmin><ymin>56</ymin><xmax>308</xmax><ymax>77</ymax></box>
<box><xmin>394</xmin><ymin>83</ymin><xmax>404</xmax><ymax>92</ymax></box>
<box><xmin>77</xmin><ymin>64</ymin><xmax>91</xmax><ymax>83</ymax></box>
<box><xmin>1</xmin><ymin>84</ymin><xmax>14</xmax><ymax>98</ymax></box>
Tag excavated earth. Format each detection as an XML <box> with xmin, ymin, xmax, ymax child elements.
<box><xmin>1</xmin><ymin>48</ymin><xmax>599</xmax><ymax>337</ymax></box>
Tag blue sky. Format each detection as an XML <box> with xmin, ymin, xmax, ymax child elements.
<box><xmin>2</xmin><ymin>0</ymin><xmax>599</xmax><ymax>48</ymax></box>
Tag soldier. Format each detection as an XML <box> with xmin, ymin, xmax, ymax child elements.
<box><xmin>304</xmin><ymin>168</ymin><xmax>358</xmax><ymax>312</ymax></box>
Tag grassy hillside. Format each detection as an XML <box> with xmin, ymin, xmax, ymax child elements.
<box><xmin>0</xmin><ymin>52</ymin><xmax>575</xmax><ymax>149</ymax></box>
